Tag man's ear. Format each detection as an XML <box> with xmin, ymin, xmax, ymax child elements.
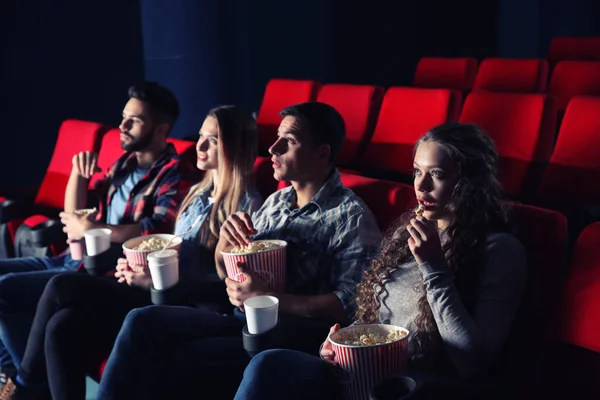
<box><xmin>154</xmin><ymin>122</ymin><xmax>171</xmax><ymax>139</ymax></box>
<box><xmin>317</xmin><ymin>143</ymin><xmax>331</xmax><ymax>164</ymax></box>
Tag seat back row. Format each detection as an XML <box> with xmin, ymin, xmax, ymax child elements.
<box><xmin>257</xmin><ymin>77</ymin><xmax>600</xmax><ymax>211</ymax></box>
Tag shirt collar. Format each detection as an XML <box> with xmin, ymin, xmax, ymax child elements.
<box><xmin>283</xmin><ymin>168</ymin><xmax>343</xmax><ymax>211</ymax></box>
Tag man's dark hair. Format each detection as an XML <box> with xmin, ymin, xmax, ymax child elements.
<box><xmin>279</xmin><ymin>102</ymin><xmax>346</xmax><ymax>164</ymax></box>
<box><xmin>128</xmin><ymin>82</ymin><xmax>180</xmax><ymax>131</ymax></box>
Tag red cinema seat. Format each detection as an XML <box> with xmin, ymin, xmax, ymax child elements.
<box><xmin>89</xmin><ymin>128</ymin><xmax>124</xmax><ymax>189</ymax></box>
<box><xmin>413</xmin><ymin>57</ymin><xmax>478</xmax><ymax>92</ymax></box>
<box><xmin>256</xmin><ymin>79</ymin><xmax>320</xmax><ymax>154</ymax></box>
<box><xmin>473</xmin><ymin>58</ymin><xmax>549</xmax><ymax>93</ymax></box>
<box><xmin>362</xmin><ymin>87</ymin><xmax>460</xmax><ymax>181</ymax></box>
<box><xmin>541</xmin><ymin>221</ymin><xmax>600</xmax><ymax>397</ymax></box>
<box><xmin>537</xmin><ymin>96</ymin><xmax>600</xmax><ymax>212</ymax></box>
<box><xmin>340</xmin><ymin>172</ymin><xmax>416</xmax><ymax>233</ymax></box>
<box><xmin>554</xmin><ymin>221</ymin><xmax>600</xmax><ymax>352</ymax></box>
<box><xmin>547</xmin><ymin>61</ymin><xmax>600</xmax><ymax>115</ymax></box>
<box><xmin>496</xmin><ymin>203</ymin><xmax>567</xmax><ymax>397</ymax></box>
<box><xmin>459</xmin><ymin>92</ymin><xmax>556</xmax><ymax>198</ymax></box>
<box><xmin>316</xmin><ymin>84</ymin><xmax>384</xmax><ymax>169</ymax></box>
<box><xmin>548</xmin><ymin>36</ymin><xmax>600</xmax><ymax>65</ymax></box>
<box><xmin>0</xmin><ymin>120</ymin><xmax>109</xmax><ymax>258</ymax></box>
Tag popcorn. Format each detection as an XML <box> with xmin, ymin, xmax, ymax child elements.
<box><xmin>338</xmin><ymin>329</ymin><xmax>407</xmax><ymax>347</ymax></box>
<box><xmin>73</xmin><ymin>208</ymin><xmax>96</xmax><ymax>216</ymax></box>
<box><xmin>133</xmin><ymin>237</ymin><xmax>170</xmax><ymax>251</ymax></box>
<box><xmin>230</xmin><ymin>241</ymin><xmax>282</xmax><ymax>254</ymax></box>
<box><xmin>416</xmin><ymin>204</ymin><xmax>425</xmax><ymax>217</ymax></box>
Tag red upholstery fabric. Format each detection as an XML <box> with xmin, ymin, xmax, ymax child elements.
<box><xmin>459</xmin><ymin>92</ymin><xmax>556</xmax><ymax>197</ymax></box>
<box><xmin>253</xmin><ymin>156</ymin><xmax>279</xmax><ymax>200</ymax></box>
<box><xmin>316</xmin><ymin>84</ymin><xmax>384</xmax><ymax>168</ymax></box>
<box><xmin>413</xmin><ymin>57</ymin><xmax>478</xmax><ymax>92</ymax></box>
<box><xmin>22</xmin><ymin>214</ymin><xmax>51</xmax><ymax>229</ymax></box>
<box><xmin>340</xmin><ymin>172</ymin><xmax>415</xmax><ymax>232</ymax></box>
<box><xmin>89</xmin><ymin>128</ymin><xmax>124</xmax><ymax>189</ymax></box>
<box><xmin>167</xmin><ymin>137</ymin><xmax>195</xmax><ymax>162</ymax></box>
<box><xmin>547</xmin><ymin>61</ymin><xmax>600</xmax><ymax>112</ymax></box>
<box><xmin>498</xmin><ymin>203</ymin><xmax>567</xmax><ymax>395</ymax></box>
<box><xmin>34</xmin><ymin>120</ymin><xmax>108</xmax><ymax>209</ymax></box>
<box><xmin>553</xmin><ymin>222</ymin><xmax>600</xmax><ymax>352</ymax></box>
<box><xmin>510</xmin><ymin>203</ymin><xmax>567</xmax><ymax>318</ymax></box>
<box><xmin>362</xmin><ymin>87</ymin><xmax>460</xmax><ymax>176</ymax></box>
<box><xmin>256</xmin><ymin>79</ymin><xmax>320</xmax><ymax>153</ymax></box>
<box><xmin>537</xmin><ymin>96</ymin><xmax>600</xmax><ymax>211</ymax></box>
<box><xmin>548</xmin><ymin>36</ymin><xmax>600</xmax><ymax>64</ymax></box>
<box><xmin>473</xmin><ymin>58</ymin><xmax>549</xmax><ymax>93</ymax></box>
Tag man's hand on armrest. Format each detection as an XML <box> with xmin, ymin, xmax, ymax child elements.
<box><xmin>225</xmin><ymin>263</ymin><xmax>350</xmax><ymax>325</ymax></box>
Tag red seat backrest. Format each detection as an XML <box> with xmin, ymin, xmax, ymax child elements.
<box><xmin>496</xmin><ymin>202</ymin><xmax>567</xmax><ymax>391</ymax></box>
<box><xmin>553</xmin><ymin>222</ymin><xmax>600</xmax><ymax>352</ymax></box>
<box><xmin>547</xmin><ymin>61</ymin><xmax>600</xmax><ymax>112</ymax></box>
<box><xmin>167</xmin><ymin>137</ymin><xmax>196</xmax><ymax>165</ymax></box>
<box><xmin>34</xmin><ymin>119</ymin><xmax>109</xmax><ymax>209</ymax></box>
<box><xmin>362</xmin><ymin>87</ymin><xmax>460</xmax><ymax>177</ymax></box>
<box><xmin>89</xmin><ymin>128</ymin><xmax>124</xmax><ymax>189</ymax></box>
<box><xmin>340</xmin><ymin>172</ymin><xmax>416</xmax><ymax>233</ymax></box>
<box><xmin>473</xmin><ymin>58</ymin><xmax>549</xmax><ymax>93</ymax></box>
<box><xmin>459</xmin><ymin>92</ymin><xmax>556</xmax><ymax>197</ymax></box>
<box><xmin>537</xmin><ymin>96</ymin><xmax>600</xmax><ymax>211</ymax></box>
<box><xmin>316</xmin><ymin>84</ymin><xmax>384</xmax><ymax>168</ymax></box>
<box><xmin>413</xmin><ymin>57</ymin><xmax>478</xmax><ymax>92</ymax></box>
<box><xmin>253</xmin><ymin>156</ymin><xmax>278</xmax><ymax>200</ymax></box>
<box><xmin>548</xmin><ymin>37</ymin><xmax>600</xmax><ymax>65</ymax></box>
<box><xmin>256</xmin><ymin>79</ymin><xmax>320</xmax><ymax>153</ymax></box>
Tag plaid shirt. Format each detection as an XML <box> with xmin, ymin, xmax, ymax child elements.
<box><xmin>91</xmin><ymin>143</ymin><xmax>195</xmax><ymax>236</ymax></box>
<box><xmin>253</xmin><ymin>169</ymin><xmax>382</xmax><ymax>318</ymax></box>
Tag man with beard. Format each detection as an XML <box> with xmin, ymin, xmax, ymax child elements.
<box><xmin>0</xmin><ymin>82</ymin><xmax>193</xmax><ymax>387</ymax></box>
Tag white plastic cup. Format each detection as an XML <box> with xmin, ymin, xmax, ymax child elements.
<box><xmin>244</xmin><ymin>295</ymin><xmax>279</xmax><ymax>335</ymax></box>
<box><xmin>147</xmin><ymin>249</ymin><xmax>179</xmax><ymax>290</ymax></box>
<box><xmin>84</xmin><ymin>228</ymin><xmax>112</xmax><ymax>256</ymax></box>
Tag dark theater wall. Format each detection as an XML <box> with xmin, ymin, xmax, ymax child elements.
<box><xmin>0</xmin><ymin>0</ymin><xmax>144</xmax><ymax>190</ymax></box>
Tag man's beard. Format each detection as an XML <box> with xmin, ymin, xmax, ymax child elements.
<box><xmin>121</xmin><ymin>127</ymin><xmax>155</xmax><ymax>152</ymax></box>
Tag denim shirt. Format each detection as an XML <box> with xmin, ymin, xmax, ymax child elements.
<box><xmin>252</xmin><ymin>169</ymin><xmax>381</xmax><ymax>317</ymax></box>
<box><xmin>176</xmin><ymin>187</ymin><xmax>263</xmax><ymax>280</ymax></box>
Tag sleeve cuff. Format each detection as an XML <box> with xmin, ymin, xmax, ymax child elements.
<box><xmin>417</xmin><ymin>254</ymin><xmax>450</xmax><ymax>276</ymax></box>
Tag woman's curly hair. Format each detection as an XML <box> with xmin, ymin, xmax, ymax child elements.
<box><xmin>354</xmin><ymin>122</ymin><xmax>510</xmax><ymax>367</ymax></box>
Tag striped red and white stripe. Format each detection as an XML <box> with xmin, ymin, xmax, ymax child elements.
<box><xmin>330</xmin><ymin>325</ymin><xmax>409</xmax><ymax>400</ymax></box>
<box><xmin>222</xmin><ymin>242</ymin><xmax>287</xmax><ymax>292</ymax></box>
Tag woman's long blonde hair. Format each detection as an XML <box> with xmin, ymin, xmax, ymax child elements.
<box><xmin>177</xmin><ymin>105</ymin><xmax>258</xmax><ymax>239</ymax></box>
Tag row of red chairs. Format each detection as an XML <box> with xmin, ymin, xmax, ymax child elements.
<box><xmin>414</xmin><ymin>58</ymin><xmax>600</xmax><ymax>107</ymax></box>
<box><xmin>0</xmin><ymin>122</ymin><xmax>196</xmax><ymax>258</ymax></box>
<box><xmin>257</xmin><ymin>77</ymin><xmax>600</xmax><ymax>211</ymax></box>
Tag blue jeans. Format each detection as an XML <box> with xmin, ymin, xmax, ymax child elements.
<box><xmin>234</xmin><ymin>349</ymin><xmax>344</xmax><ymax>400</ymax></box>
<box><xmin>96</xmin><ymin>305</ymin><xmax>248</xmax><ymax>400</ymax></box>
<box><xmin>0</xmin><ymin>254</ymin><xmax>80</xmax><ymax>372</ymax></box>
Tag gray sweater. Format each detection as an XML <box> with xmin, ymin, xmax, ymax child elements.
<box><xmin>378</xmin><ymin>233</ymin><xmax>527</xmax><ymax>378</ymax></box>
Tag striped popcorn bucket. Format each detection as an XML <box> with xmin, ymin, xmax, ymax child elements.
<box><xmin>221</xmin><ymin>240</ymin><xmax>287</xmax><ymax>292</ymax></box>
<box><xmin>122</xmin><ymin>234</ymin><xmax>183</xmax><ymax>268</ymax></box>
<box><xmin>329</xmin><ymin>324</ymin><xmax>410</xmax><ymax>400</ymax></box>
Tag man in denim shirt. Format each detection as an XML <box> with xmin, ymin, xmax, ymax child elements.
<box><xmin>95</xmin><ymin>102</ymin><xmax>381</xmax><ymax>400</ymax></box>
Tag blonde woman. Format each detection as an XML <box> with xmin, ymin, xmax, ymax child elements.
<box><xmin>3</xmin><ymin>106</ymin><xmax>262</xmax><ymax>400</ymax></box>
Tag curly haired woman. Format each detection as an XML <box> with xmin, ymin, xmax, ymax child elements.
<box><xmin>233</xmin><ymin>122</ymin><xmax>527</xmax><ymax>400</ymax></box>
